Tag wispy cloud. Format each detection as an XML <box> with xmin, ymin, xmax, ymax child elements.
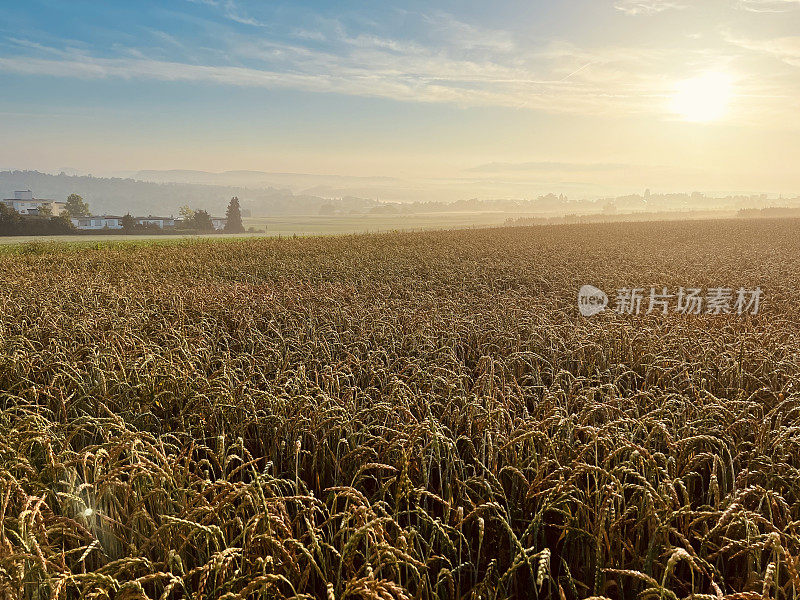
<box><xmin>613</xmin><ymin>0</ymin><xmax>686</xmax><ymax>15</ymax></box>
<box><xmin>0</xmin><ymin>4</ymin><xmax>797</xmax><ymax>128</ymax></box>
<box><xmin>186</xmin><ymin>0</ymin><xmax>268</xmax><ymax>27</ymax></box>
<box><xmin>0</xmin><ymin>35</ymin><xmax>676</xmax><ymax>117</ymax></box>
<box><xmin>727</xmin><ymin>34</ymin><xmax>800</xmax><ymax>66</ymax></box>
<box><xmin>736</xmin><ymin>0</ymin><xmax>800</xmax><ymax>12</ymax></box>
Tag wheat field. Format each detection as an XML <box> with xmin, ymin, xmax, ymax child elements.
<box><xmin>1</xmin><ymin>219</ymin><xmax>799</xmax><ymax>599</ymax></box>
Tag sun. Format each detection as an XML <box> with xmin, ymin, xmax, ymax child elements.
<box><xmin>670</xmin><ymin>72</ymin><xmax>733</xmax><ymax>123</ymax></box>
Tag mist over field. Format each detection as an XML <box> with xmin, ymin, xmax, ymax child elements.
<box><xmin>2</xmin><ymin>170</ymin><xmax>798</xmax><ymax>229</ymax></box>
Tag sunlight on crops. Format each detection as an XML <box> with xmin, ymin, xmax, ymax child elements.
<box><xmin>1</xmin><ymin>219</ymin><xmax>799</xmax><ymax>599</ymax></box>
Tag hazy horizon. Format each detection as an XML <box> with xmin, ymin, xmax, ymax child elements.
<box><xmin>2</xmin><ymin>1</ymin><xmax>800</xmax><ymax>199</ymax></box>
<box><xmin>3</xmin><ymin>167</ymin><xmax>798</xmax><ymax>206</ymax></box>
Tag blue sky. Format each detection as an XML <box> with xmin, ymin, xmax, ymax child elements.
<box><xmin>1</xmin><ymin>0</ymin><xmax>799</xmax><ymax>195</ymax></box>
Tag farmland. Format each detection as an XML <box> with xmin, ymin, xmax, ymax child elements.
<box><xmin>1</xmin><ymin>218</ymin><xmax>799</xmax><ymax>599</ymax></box>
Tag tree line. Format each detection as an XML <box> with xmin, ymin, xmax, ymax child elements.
<box><xmin>0</xmin><ymin>205</ymin><xmax>74</xmax><ymax>236</ymax></box>
<box><xmin>176</xmin><ymin>197</ymin><xmax>245</xmax><ymax>233</ymax></box>
<box><xmin>0</xmin><ymin>194</ymin><xmax>245</xmax><ymax>236</ymax></box>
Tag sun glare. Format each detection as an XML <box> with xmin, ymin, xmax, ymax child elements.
<box><xmin>671</xmin><ymin>72</ymin><xmax>733</xmax><ymax>123</ymax></box>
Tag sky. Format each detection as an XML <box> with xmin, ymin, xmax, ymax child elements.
<box><xmin>0</xmin><ymin>0</ymin><xmax>799</xmax><ymax>198</ymax></box>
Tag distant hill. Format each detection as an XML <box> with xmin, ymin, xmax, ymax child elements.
<box><xmin>133</xmin><ymin>169</ymin><xmax>429</xmax><ymax>202</ymax></box>
<box><xmin>5</xmin><ymin>170</ymin><xmax>796</xmax><ymax>220</ymax></box>
<box><xmin>737</xmin><ymin>206</ymin><xmax>800</xmax><ymax>218</ymax></box>
<box><xmin>0</xmin><ymin>171</ymin><xmax>378</xmax><ymax>217</ymax></box>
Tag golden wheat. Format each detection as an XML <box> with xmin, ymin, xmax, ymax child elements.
<box><xmin>0</xmin><ymin>219</ymin><xmax>798</xmax><ymax>599</ymax></box>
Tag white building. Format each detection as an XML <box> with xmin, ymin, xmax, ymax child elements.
<box><xmin>71</xmin><ymin>215</ymin><xmax>177</xmax><ymax>230</ymax></box>
<box><xmin>1</xmin><ymin>190</ymin><xmax>66</xmax><ymax>216</ymax></box>
<box><xmin>137</xmin><ymin>216</ymin><xmax>176</xmax><ymax>228</ymax></box>
<box><xmin>71</xmin><ymin>216</ymin><xmax>124</xmax><ymax>230</ymax></box>
<box><xmin>177</xmin><ymin>216</ymin><xmax>227</xmax><ymax>231</ymax></box>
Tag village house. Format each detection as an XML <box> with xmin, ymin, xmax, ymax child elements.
<box><xmin>173</xmin><ymin>217</ymin><xmax>227</xmax><ymax>231</ymax></box>
<box><xmin>137</xmin><ymin>216</ymin><xmax>176</xmax><ymax>229</ymax></box>
<box><xmin>72</xmin><ymin>216</ymin><xmax>225</xmax><ymax>232</ymax></box>
<box><xmin>5</xmin><ymin>191</ymin><xmax>226</xmax><ymax>232</ymax></box>
<box><xmin>1</xmin><ymin>190</ymin><xmax>66</xmax><ymax>216</ymax></box>
<box><xmin>70</xmin><ymin>216</ymin><xmax>124</xmax><ymax>230</ymax></box>
<box><xmin>71</xmin><ymin>215</ymin><xmax>177</xmax><ymax>230</ymax></box>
